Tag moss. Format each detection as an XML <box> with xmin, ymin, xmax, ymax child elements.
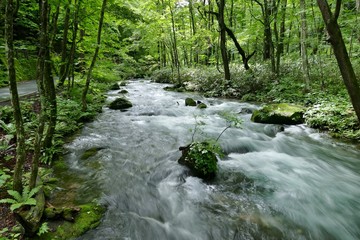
<box><xmin>37</xmin><ymin>203</ymin><xmax>105</xmax><ymax>240</ymax></box>
<box><xmin>251</xmin><ymin>103</ymin><xmax>305</xmax><ymax>125</ymax></box>
<box><xmin>108</xmin><ymin>98</ymin><xmax>133</xmax><ymax>110</ymax></box>
<box><xmin>80</xmin><ymin>147</ymin><xmax>104</xmax><ymax>160</ymax></box>
<box><xmin>185</xmin><ymin>98</ymin><xmax>196</xmax><ymax>106</ymax></box>
<box><xmin>197</xmin><ymin>103</ymin><xmax>207</xmax><ymax>109</ymax></box>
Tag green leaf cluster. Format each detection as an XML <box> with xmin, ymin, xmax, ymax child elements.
<box><xmin>0</xmin><ymin>185</ymin><xmax>42</xmax><ymax>211</ymax></box>
<box><xmin>186</xmin><ymin>141</ymin><xmax>220</xmax><ymax>176</ymax></box>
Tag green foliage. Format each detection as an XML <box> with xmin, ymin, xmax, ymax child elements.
<box><xmin>0</xmin><ymin>168</ymin><xmax>11</xmax><ymax>189</ymax></box>
<box><xmin>0</xmin><ymin>185</ymin><xmax>42</xmax><ymax>211</ymax></box>
<box><xmin>151</xmin><ymin>68</ymin><xmax>174</xmax><ymax>83</ymax></box>
<box><xmin>37</xmin><ymin>222</ymin><xmax>50</xmax><ymax>236</ymax></box>
<box><xmin>40</xmin><ymin>135</ymin><xmax>64</xmax><ymax>165</ymax></box>
<box><xmin>305</xmin><ymin>100</ymin><xmax>360</xmax><ymax>140</ymax></box>
<box><xmin>186</xmin><ymin>141</ymin><xmax>220</xmax><ymax>176</ymax></box>
<box><xmin>0</xmin><ymin>227</ymin><xmax>21</xmax><ymax>240</ymax></box>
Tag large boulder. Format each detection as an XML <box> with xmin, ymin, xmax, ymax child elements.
<box><xmin>178</xmin><ymin>142</ymin><xmax>218</xmax><ymax>180</ymax></box>
<box><xmin>109</xmin><ymin>98</ymin><xmax>133</xmax><ymax>110</ymax></box>
<box><xmin>251</xmin><ymin>103</ymin><xmax>305</xmax><ymax>125</ymax></box>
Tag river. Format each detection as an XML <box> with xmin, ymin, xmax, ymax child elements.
<box><xmin>59</xmin><ymin>80</ymin><xmax>360</xmax><ymax>240</ymax></box>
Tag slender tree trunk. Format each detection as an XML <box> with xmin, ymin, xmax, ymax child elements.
<box><xmin>275</xmin><ymin>0</ymin><xmax>287</xmax><ymax>74</ymax></box>
<box><xmin>67</xmin><ymin>0</ymin><xmax>81</xmax><ymax>89</ymax></box>
<box><xmin>300</xmin><ymin>0</ymin><xmax>310</xmax><ymax>91</ymax></box>
<box><xmin>168</xmin><ymin>0</ymin><xmax>181</xmax><ymax>84</ymax></box>
<box><xmin>50</xmin><ymin>5</ymin><xmax>60</xmax><ymax>50</ymax></box>
<box><xmin>82</xmin><ymin>0</ymin><xmax>107</xmax><ymax>111</ymax></box>
<box><xmin>58</xmin><ymin>0</ymin><xmax>71</xmax><ymax>87</ymax></box>
<box><xmin>317</xmin><ymin>0</ymin><xmax>360</xmax><ymax>123</ymax></box>
<box><xmin>30</xmin><ymin>0</ymin><xmax>53</xmax><ymax>189</ymax></box>
<box><xmin>5</xmin><ymin>0</ymin><xmax>26</xmax><ymax>193</ymax></box>
<box><xmin>216</xmin><ymin>0</ymin><xmax>230</xmax><ymax>80</ymax></box>
<box><xmin>188</xmin><ymin>0</ymin><xmax>198</xmax><ymax>64</ymax></box>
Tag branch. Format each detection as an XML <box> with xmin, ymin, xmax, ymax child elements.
<box><xmin>334</xmin><ymin>0</ymin><xmax>341</xmax><ymax>21</ymax></box>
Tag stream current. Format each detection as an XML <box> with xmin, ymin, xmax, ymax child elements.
<box><xmin>61</xmin><ymin>80</ymin><xmax>360</xmax><ymax>240</ymax></box>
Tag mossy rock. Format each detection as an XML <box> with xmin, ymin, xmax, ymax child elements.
<box><xmin>185</xmin><ymin>98</ymin><xmax>196</xmax><ymax>106</ymax></box>
<box><xmin>197</xmin><ymin>103</ymin><xmax>207</xmax><ymax>109</ymax></box>
<box><xmin>118</xmin><ymin>89</ymin><xmax>128</xmax><ymax>94</ymax></box>
<box><xmin>37</xmin><ymin>203</ymin><xmax>105</xmax><ymax>240</ymax></box>
<box><xmin>109</xmin><ymin>97</ymin><xmax>133</xmax><ymax>110</ymax></box>
<box><xmin>109</xmin><ymin>83</ymin><xmax>120</xmax><ymax>90</ymax></box>
<box><xmin>178</xmin><ymin>142</ymin><xmax>218</xmax><ymax>180</ymax></box>
<box><xmin>251</xmin><ymin>103</ymin><xmax>305</xmax><ymax>125</ymax></box>
<box><xmin>16</xmin><ymin>187</ymin><xmax>46</xmax><ymax>237</ymax></box>
<box><xmin>80</xmin><ymin>147</ymin><xmax>105</xmax><ymax>160</ymax></box>
<box><xmin>119</xmin><ymin>81</ymin><xmax>127</xmax><ymax>86</ymax></box>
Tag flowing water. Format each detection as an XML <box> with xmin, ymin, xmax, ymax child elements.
<box><xmin>59</xmin><ymin>80</ymin><xmax>360</xmax><ymax>240</ymax></box>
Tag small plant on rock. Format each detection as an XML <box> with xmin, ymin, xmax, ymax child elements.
<box><xmin>179</xmin><ymin>112</ymin><xmax>242</xmax><ymax>179</ymax></box>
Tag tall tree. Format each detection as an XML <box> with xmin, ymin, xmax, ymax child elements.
<box><xmin>317</xmin><ymin>0</ymin><xmax>360</xmax><ymax>122</ymax></box>
<box><xmin>58</xmin><ymin>0</ymin><xmax>71</xmax><ymax>87</ymax></box>
<box><xmin>216</xmin><ymin>0</ymin><xmax>230</xmax><ymax>80</ymax></box>
<box><xmin>5</xmin><ymin>0</ymin><xmax>26</xmax><ymax>193</ymax></box>
<box><xmin>168</xmin><ymin>0</ymin><xmax>181</xmax><ymax>83</ymax></box>
<box><xmin>300</xmin><ymin>0</ymin><xmax>310</xmax><ymax>91</ymax></box>
<box><xmin>82</xmin><ymin>0</ymin><xmax>107</xmax><ymax>111</ymax></box>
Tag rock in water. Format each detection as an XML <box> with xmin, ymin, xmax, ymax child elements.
<box><xmin>178</xmin><ymin>142</ymin><xmax>218</xmax><ymax>180</ymax></box>
<box><xmin>109</xmin><ymin>98</ymin><xmax>133</xmax><ymax>110</ymax></box>
<box><xmin>251</xmin><ymin>103</ymin><xmax>305</xmax><ymax>125</ymax></box>
<box><xmin>109</xmin><ymin>83</ymin><xmax>120</xmax><ymax>90</ymax></box>
<box><xmin>185</xmin><ymin>98</ymin><xmax>197</xmax><ymax>106</ymax></box>
<box><xmin>197</xmin><ymin>103</ymin><xmax>207</xmax><ymax>109</ymax></box>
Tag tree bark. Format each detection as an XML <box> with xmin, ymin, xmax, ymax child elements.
<box><xmin>58</xmin><ymin>0</ymin><xmax>71</xmax><ymax>87</ymax></box>
<box><xmin>168</xmin><ymin>0</ymin><xmax>181</xmax><ymax>83</ymax></box>
<box><xmin>224</xmin><ymin>26</ymin><xmax>256</xmax><ymax>70</ymax></box>
<box><xmin>5</xmin><ymin>0</ymin><xmax>26</xmax><ymax>193</ymax></box>
<box><xmin>300</xmin><ymin>0</ymin><xmax>310</xmax><ymax>91</ymax></box>
<box><xmin>216</xmin><ymin>0</ymin><xmax>230</xmax><ymax>80</ymax></box>
<box><xmin>317</xmin><ymin>0</ymin><xmax>360</xmax><ymax>123</ymax></box>
<box><xmin>82</xmin><ymin>0</ymin><xmax>107</xmax><ymax>111</ymax></box>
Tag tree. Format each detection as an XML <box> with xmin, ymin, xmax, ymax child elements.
<box><xmin>82</xmin><ymin>0</ymin><xmax>107</xmax><ymax>111</ymax></box>
<box><xmin>216</xmin><ymin>0</ymin><xmax>231</xmax><ymax>80</ymax></box>
<box><xmin>58</xmin><ymin>0</ymin><xmax>71</xmax><ymax>87</ymax></box>
<box><xmin>317</xmin><ymin>0</ymin><xmax>360</xmax><ymax>122</ymax></box>
<box><xmin>5</xmin><ymin>0</ymin><xmax>26</xmax><ymax>194</ymax></box>
<box><xmin>300</xmin><ymin>0</ymin><xmax>310</xmax><ymax>91</ymax></box>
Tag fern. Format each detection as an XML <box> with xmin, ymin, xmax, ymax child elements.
<box><xmin>0</xmin><ymin>185</ymin><xmax>42</xmax><ymax>211</ymax></box>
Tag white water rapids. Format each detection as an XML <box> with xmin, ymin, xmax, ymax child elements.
<box><xmin>58</xmin><ymin>80</ymin><xmax>360</xmax><ymax>240</ymax></box>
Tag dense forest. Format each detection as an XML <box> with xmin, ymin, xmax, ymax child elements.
<box><xmin>0</xmin><ymin>0</ymin><xmax>359</xmax><ymax>238</ymax></box>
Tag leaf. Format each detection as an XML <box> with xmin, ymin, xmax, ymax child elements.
<box><xmin>28</xmin><ymin>185</ymin><xmax>42</xmax><ymax>199</ymax></box>
<box><xmin>7</xmin><ymin>190</ymin><xmax>23</xmax><ymax>202</ymax></box>
<box><xmin>23</xmin><ymin>198</ymin><xmax>37</xmax><ymax>206</ymax></box>
<box><xmin>0</xmin><ymin>198</ymin><xmax>17</xmax><ymax>204</ymax></box>
<box><xmin>10</xmin><ymin>203</ymin><xmax>25</xmax><ymax>211</ymax></box>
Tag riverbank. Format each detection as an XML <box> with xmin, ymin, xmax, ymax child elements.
<box><xmin>0</xmin><ymin>81</ymin><xmax>110</xmax><ymax>239</ymax></box>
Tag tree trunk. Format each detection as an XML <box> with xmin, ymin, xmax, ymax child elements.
<box><xmin>168</xmin><ymin>0</ymin><xmax>181</xmax><ymax>84</ymax></box>
<box><xmin>216</xmin><ymin>0</ymin><xmax>230</xmax><ymax>80</ymax></box>
<box><xmin>67</xmin><ymin>0</ymin><xmax>81</xmax><ymax>89</ymax></box>
<box><xmin>317</xmin><ymin>0</ymin><xmax>360</xmax><ymax>123</ymax></box>
<box><xmin>188</xmin><ymin>0</ymin><xmax>198</xmax><ymax>64</ymax></box>
<box><xmin>224</xmin><ymin>26</ymin><xmax>256</xmax><ymax>70</ymax></box>
<box><xmin>300</xmin><ymin>0</ymin><xmax>310</xmax><ymax>91</ymax></box>
<box><xmin>58</xmin><ymin>0</ymin><xmax>71</xmax><ymax>87</ymax></box>
<box><xmin>5</xmin><ymin>0</ymin><xmax>26</xmax><ymax>193</ymax></box>
<box><xmin>275</xmin><ymin>0</ymin><xmax>287</xmax><ymax>74</ymax></box>
<box><xmin>82</xmin><ymin>0</ymin><xmax>107</xmax><ymax>111</ymax></box>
